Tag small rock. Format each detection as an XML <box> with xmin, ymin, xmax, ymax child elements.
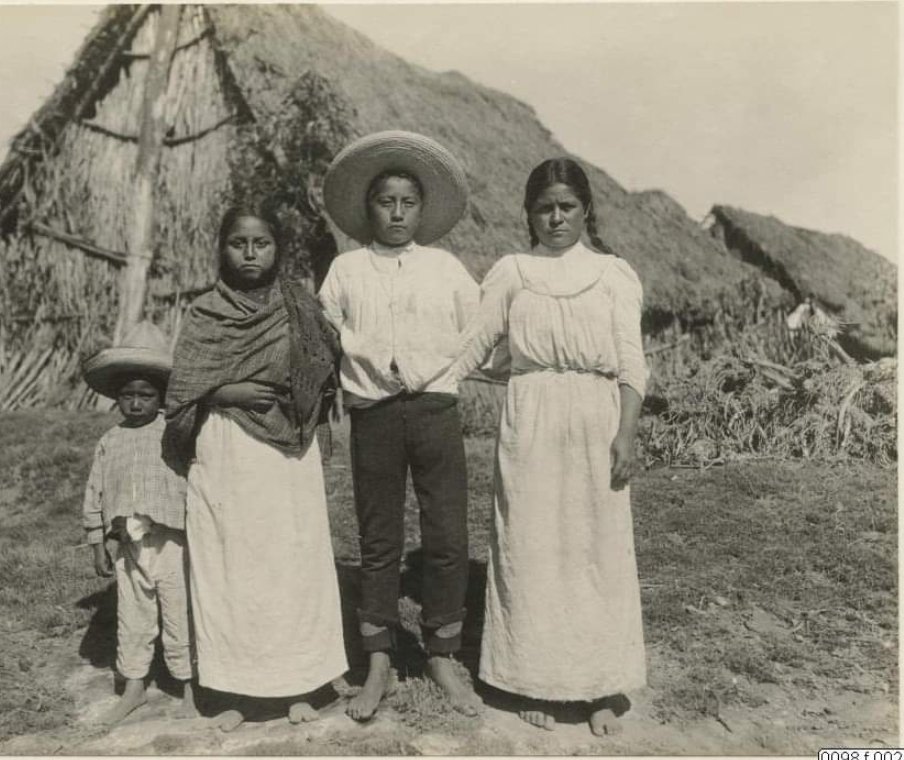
<box><xmin>713</xmin><ymin>595</ymin><xmax>730</xmax><ymax>607</ymax></box>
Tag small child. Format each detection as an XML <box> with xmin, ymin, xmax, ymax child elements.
<box><xmin>82</xmin><ymin>321</ymin><xmax>196</xmax><ymax>724</ymax></box>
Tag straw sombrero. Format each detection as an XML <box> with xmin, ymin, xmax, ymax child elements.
<box><xmin>323</xmin><ymin>130</ymin><xmax>468</xmax><ymax>245</ymax></box>
<box><xmin>82</xmin><ymin>321</ymin><xmax>173</xmax><ymax>399</ymax></box>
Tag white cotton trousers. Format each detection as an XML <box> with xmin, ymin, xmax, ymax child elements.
<box><xmin>115</xmin><ymin>526</ymin><xmax>193</xmax><ymax>681</ymax></box>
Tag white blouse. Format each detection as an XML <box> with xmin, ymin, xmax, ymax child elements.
<box><xmin>318</xmin><ymin>242</ymin><xmax>480</xmax><ymax>401</ymax></box>
<box><xmin>443</xmin><ymin>241</ymin><xmax>648</xmax><ymax>397</ymax></box>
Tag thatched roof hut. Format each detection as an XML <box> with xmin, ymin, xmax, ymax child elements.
<box><xmin>708</xmin><ymin>205</ymin><xmax>896</xmax><ymax>358</ymax></box>
<box><xmin>0</xmin><ymin>4</ymin><xmax>776</xmax><ymax>406</ymax></box>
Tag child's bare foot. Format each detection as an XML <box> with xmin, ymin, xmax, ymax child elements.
<box><xmin>100</xmin><ymin>678</ymin><xmax>147</xmax><ymax>725</ymax></box>
<box><xmin>215</xmin><ymin>709</ymin><xmax>245</xmax><ymax>732</ymax></box>
<box><xmin>176</xmin><ymin>680</ymin><xmax>199</xmax><ymax>719</ymax></box>
<box><xmin>346</xmin><ymin>651</ymin><xmax>394</xmax><ymax>722</ymax></box>
<box><xmin>518</xmin><ymin>699</ymin><xmax>555</xmax><ymax>731</ymax></box>
<box><xmin>589</xmin><ymin>694</ymin><xmax>630</xmax><ymax>736</ymax></box>
<box><xmin>426</xmin><ymin>655</ymin><xmax>482</xmax><ymax>716</ymax></box>
<box><xmin>288</xmin><ymin>701</ymin><xmax>319</xmax><ymax>724</ymax></box>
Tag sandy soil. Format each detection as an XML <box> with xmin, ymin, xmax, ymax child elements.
<box><xmin>1</xmin><ymin>629</ymin><xmax>896</xmax><ymax>757</ymax></box>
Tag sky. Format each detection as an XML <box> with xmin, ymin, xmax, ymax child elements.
<box><xmin>0</xmin><ymin>2</ymin><xmax>898</xmax><ymax>262</ymax></box>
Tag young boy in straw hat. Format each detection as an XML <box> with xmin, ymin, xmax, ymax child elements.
<box><xmin>82</xmin><ymin>321</ymin><xmax>195</xmax><ymax>724</ymax></box>
<box><xmin>320</xmin><ymin>130</ymin><xmax>482</xmax><ymax>720</ymax></box>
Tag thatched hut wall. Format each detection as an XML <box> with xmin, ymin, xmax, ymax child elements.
<box><xmin>207</xmin><ymin>4</ymin><xmax>774</xmax><ymax>322</ymax></box>
<box><xmin>0</xmin><ymin>6</ymin><xmax>242</xmax><ymax>407</ymax></box>
<box><xmin>0</xmin><ymin>4</ymin><xmax>799</xmax><ymax>408</ymax></box>
<box><xmin>708</xmin><ymin>205</ymin><xmax>897</xmax><ymax>358</ymax></box>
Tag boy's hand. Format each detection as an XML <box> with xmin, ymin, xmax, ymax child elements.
<box><xmin>92</xmin><ymin>543</ymin><xmax>113</xmax><ymax>578</ymax></box>
<box><xmin>210</xmin><ymin>382</ymin><xmax>279</xmax><ymax>412</ymax></box>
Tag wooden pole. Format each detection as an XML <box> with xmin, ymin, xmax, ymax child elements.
<box><xmin>114</xmin><ymin>4</ymin><xmax>182</xmax><ymax>345</ymax></box>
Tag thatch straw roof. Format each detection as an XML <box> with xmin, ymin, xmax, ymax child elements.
<box><xmin>708</xmin><ymin>205</ymin><xmax>896</xmax><ymax>358</ymax></box>
<box><xmin>0</xmin><ymin>5</ymin><xmax>770</xmax><ymax>326</ymax></box>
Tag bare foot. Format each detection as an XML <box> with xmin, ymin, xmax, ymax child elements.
<box><xmin>215</xmin><ymin>709</ymin><xmax>245</xmax><ymax>732</ymax></box>
<box><xmin>518</xmin><ymin>700</ymin><xmax>555</xmax><ymax>731</ymax></box>
<box><xmin>176</xmin><ymin>680</ymin><xmax>199</xmax><ymax>719</ymax></box>
<box><xmin>100</xmin><ymin>678</ymin><xmax>147</xmax><ymax>725</ymax></box>
<box><xmin>589</xmin><ymin>707</ymin><xmax>622</xmax><ymax>736</ymax></box>
<box><xmin>346</xmin><ymin>651</ymin><xmax>394</xmax><ymax>722</ymax></box>
<box><xmin>288</xmin><ymin>701</ymin><xmax>320</xmax><ymax>724</ymax></box>
<box><xmin>590</xmin><ymin>694</ymin><xmax>630</xmax><ymax>736</ymax></box>
<box><xmin>426</xmin><ymin>655</ymin><xmax>482</xmax><ymax>716</ymax></box>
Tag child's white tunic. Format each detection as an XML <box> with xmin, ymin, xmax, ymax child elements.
<box><xmin>446</xmin><ymin>242</ymin><xmax>648</xmax><ymax>700</ymax></box>
<box><xmin>187</xmin><ymin>411</ymin><xmax>348</xmax><ymax>697</ymax></box>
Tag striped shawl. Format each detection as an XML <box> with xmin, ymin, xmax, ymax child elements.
<box><xmin>164</xmin><ymin>275</ymin><xmax>339</xmax><ymax>467</ymax></box>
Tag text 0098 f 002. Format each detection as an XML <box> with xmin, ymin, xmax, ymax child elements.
<box><xmin>820</xmin><ymin>750</ymin><xmax>903</xmax><ymax>760</ymax></box>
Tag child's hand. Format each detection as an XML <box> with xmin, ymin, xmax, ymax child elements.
<box><xmin>211</xmin><ymin>382</ymin><xmax>279</xmax><ymax>412</ymax></box>
<box><xmin>92</xmin><ymin>543</ymin><xmax>113</xmax><ymax>578</ymax></box>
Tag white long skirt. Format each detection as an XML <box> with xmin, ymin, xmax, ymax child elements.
<box><xmin>479</xmin><ymin>372</ymin><xmax>647</xmax><ymax>700</ymax></box>
<box><xmin>187</xmin><ymin>411</ymin><xmax>348</xmax><ymax>697</ymax></box>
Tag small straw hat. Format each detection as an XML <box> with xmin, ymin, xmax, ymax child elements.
<box><xmin>82</xmin><ymin>321</ymin><xmax>173</xmax><ymax>399</ymax></box>
<box><xmin>323</xmin><ymin>130</ymin><xmax>468</xmax><ymax>246</ymax></box>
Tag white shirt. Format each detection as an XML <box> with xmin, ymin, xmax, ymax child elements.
<box><xmin>440</xmin><ymin>242</ymin><xmax>648</xmax><ymax>398</ymax></box>
<box><xmin>318</xmin><ymin>242</ymin><xmax>480</xmax><ymax>401</ymax></box>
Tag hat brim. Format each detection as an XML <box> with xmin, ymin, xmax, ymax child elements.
<box><xmin>323</xmin><ymin>131</ymin><xmax>468</xmax><ymax>246</ymax></box>
<box><xmin>82</xmin><ymin>347</ymin><xmax>172</xmax><ymax>399</ymax></box>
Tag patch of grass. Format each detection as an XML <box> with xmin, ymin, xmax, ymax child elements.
<box><xmin>0</xmin><ymin>409</ymin><xmax>118</xmax><ymax>738</ymax></box>
<box><xmin>633</xmin><ymin>460</ymin><xmax>897</xmax><ymax>719</ymax></box>
<box><xmin>458</xmin><ymin>379</ymin><xmax>504</xmax><ymax>439</ymax></box>
<box><xmin>389</xmin><ymin>669</ymin><xmax>475</xmax><ymax>734</ymax></box>
<box><xmin>0</xmin><ymin>409</ymin><xmax>896</xmax><ymax>743</ymax></box>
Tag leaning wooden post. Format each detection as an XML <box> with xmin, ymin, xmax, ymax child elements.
<box><xmin>114</xmin><ymin>4</ymin><xmax>182</xmax><ymax>344</ymax></box>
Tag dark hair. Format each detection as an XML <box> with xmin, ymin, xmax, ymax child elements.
<box><xmin>365</xmin><ymin>170</ymin><xmax>424</xmax><ymax>203</ymax></box>
<box><xmin>114</xmin><ymin>372</ymin><xmax>166</xmax><ymax>401</ymax></box>
<box><xmin>216</xmin><ymin>203</ymin><xmax>284</xmax><ymax>285</ymax></box>
<box><xmin>217</xmin><ymin>203</ymin><xmax>284</xmax><ymax>256</ymax></box>
<box><xmin>523</xmin><ymin>158</ymin><xmax>616</xmax><ymax>255</ymax></box>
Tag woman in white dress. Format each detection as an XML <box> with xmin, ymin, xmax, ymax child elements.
<box><xmin>165</xmin><ymin>203</ymin><xmax>348</xmax><ymax>731</ymax></box>
<box><xmin>440</xmin><ymin>158</ymin><xmax>648</xmax><ymax>735</ymax></box>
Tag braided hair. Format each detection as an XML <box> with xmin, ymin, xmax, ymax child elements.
<box><xmin>523</xmin><ymin>158</ymin><xmax>617</xmax><ymax>256</ymax></box>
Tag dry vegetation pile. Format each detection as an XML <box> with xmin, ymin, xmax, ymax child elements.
<box><xmin>460</xmin><ymin>309</ymin><xmax>897</xmax><ymax>469</ymax></box>
<box><xmin>640</xmin><ymin>323</ymin><xmax>896</xmax><ymax>468</ymax></box>
<box><xmin>709</xmin><ymin>205</ymin><xmax>896</xmax><ymax>359</ymax></box>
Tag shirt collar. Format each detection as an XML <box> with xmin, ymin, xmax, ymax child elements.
<box><xmin>370</xmin><ymin>240</ymin><xmax>418</xmax><ymax>257</ymax></box>
<box><xmin>368</xmin><ymin>240</ymin><xmax>419</xmax><ymax>273</ymax></box>
<box><xmin>531</xmin><ymin>240</ymin><xmax>589</xmax><ymax>260</ymax></box>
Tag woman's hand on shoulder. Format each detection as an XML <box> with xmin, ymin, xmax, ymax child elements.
<box><xmin>209</xmin><ymin>382</ymin><xmax>279</xmax><ymax>412</ymax></box>
<box><xmin>610</xmin><ymin>430</ymin><xmax>636</xmax><ymax>491</ymax></box>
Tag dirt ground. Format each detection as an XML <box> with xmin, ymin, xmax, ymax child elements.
<box><xmin>0</xmin><ymin>629</ymin><xmax>896</xmax><ymax>757</ymax></box>
<box><xmin>0</xmin><ymin>411</ymin><xmax>897</xmax><ymax>755</ymax></box>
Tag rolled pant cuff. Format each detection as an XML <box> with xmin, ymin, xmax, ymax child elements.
<box><xmin>424</xmin><ymin>630</ymin><xmax>462</xmax><ymax>655</ymax></box>
<box><xmin>361</xmin><ymin>626</ymin><xmax>395</xmax><ymax>653</ymax></box>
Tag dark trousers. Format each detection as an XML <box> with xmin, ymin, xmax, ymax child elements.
<box><xmin>349</xmin><ymin>392</ymin><xmax>469</xmax><ymax>654</ymax></box>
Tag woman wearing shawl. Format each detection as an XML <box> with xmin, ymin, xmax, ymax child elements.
<box><xmin>165</xmin><ymin>203</ymin><xmax>347</xmax><ymax>730</ymax></box>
